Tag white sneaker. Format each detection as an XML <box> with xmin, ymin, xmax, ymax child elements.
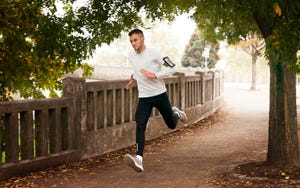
<box><xmin>124</xmin><ymin>154</ymin><xmax>144</xmax><ymax>173</ymax></box>
<box><xmin>172</xmin><ymin>107</ymin><xmax>188</xmax><ymax>123</ymax></box>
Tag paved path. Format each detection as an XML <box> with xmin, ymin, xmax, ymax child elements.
<box><xmin>2</xmin><ymin>83</ymin><xmax>270</xmax><ymax>188</ymax></box>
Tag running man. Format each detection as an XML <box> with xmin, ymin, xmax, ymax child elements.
<box><xmin>124</xmin><ymin>28</ymin><xmax>188</xmax><ymax>172</ymax></box>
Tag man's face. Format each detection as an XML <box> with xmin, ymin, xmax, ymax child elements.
<box><xmin>129</xmin><ymin>33</ymin><xmax>144</xmax><ymax>53</ymax></box>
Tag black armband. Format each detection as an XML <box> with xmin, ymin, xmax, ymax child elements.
<box><xmin>163</xmin><ymin>56</ymin><xmax>175</xmax><ymax>68</ymax></box>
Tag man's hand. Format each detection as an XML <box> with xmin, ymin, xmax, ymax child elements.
<box><xmin>125</xmin><ymin>76</ymin><xmax>137</xmax><ymax>90</ymax></box>
<box><xmin>140</xmin><ymin>69</ymin><xmax>156</xmax><ymax>79</ymax></box>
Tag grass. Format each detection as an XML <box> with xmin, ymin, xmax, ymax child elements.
<box><xmin>1</xmin><ymin>137</ymin><xmax>53</xmax><ymax>163</ymax></box>
<box><xmin>1</xmin><ymin>136</ymin><xmax>35</xmax><ymax>163</ymax></box>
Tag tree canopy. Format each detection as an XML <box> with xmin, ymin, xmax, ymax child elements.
<box><xmin>4</xmin><ymin>0</ymin><xmax>297</xmax><ymax>100</ymax></box>
<box><xmin>1</xmin><ymin>0</ymin><xmax>91</xmax><ymax>99</ymax></box>
<box><xmin>192</xmin><ymin>1</ymin><xmax>299</xmax><ymax>66</ymax></box>
<box><xmin>0</xmin><ymin>0</ymin><xmax>181</xmax><ymax>100</ymax></box>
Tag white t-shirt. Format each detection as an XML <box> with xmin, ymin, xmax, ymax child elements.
<box><xmin>128</xmin><ymin>47</ymin><xmax>177</xmax><ymax>98</ymax></box>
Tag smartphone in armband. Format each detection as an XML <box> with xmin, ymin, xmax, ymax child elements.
<box><xmin>163</xmin><ymin>56</ymin><xmax>175</xmax><ymax>68</ymax></box>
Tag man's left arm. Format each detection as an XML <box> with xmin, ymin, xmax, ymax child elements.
<box><xmin>155</xmin><ymin>56</ymin><xmax>177</xmax><ymax>79</ymax></box>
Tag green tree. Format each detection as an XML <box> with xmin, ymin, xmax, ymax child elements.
<box><xmin>181</xmin><ymin>29</ymin><xmax>219</xmax><ymax>68</ymax></box>
<box><xmin>0</xmin><ymin>0</ymin><xmax>91</xmax><ymax>100</ymax></box>
<box><xmin>189</xmin><ymin>1</ymin><xmax>300</xmax><ymax>166</ymax></box>
<box><xmin>0</xmin><ymin>0</ymin><xmax>159</xmax><ymax>100</ymax></box>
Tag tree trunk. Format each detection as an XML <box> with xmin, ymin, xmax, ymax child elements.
<box><xmin>250</xmin><ymin>54</ymin><xmax>257</xmax><ymax>91</ymax></box>
<box><xmin>267</xmin><ymin>62</ymin><xmax>299</xmax><ymax>166</ymax></box>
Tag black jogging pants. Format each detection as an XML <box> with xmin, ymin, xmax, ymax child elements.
<box><xmin>135</xmin><ymin>92</ymin><xmax>179</xmax><ymax>157</ymax></box>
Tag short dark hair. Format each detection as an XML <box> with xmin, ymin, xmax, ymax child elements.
<box><xmin>128</xmin><ymin>28</ymin><xmax>144</xmax><ymax>36</ymax></box>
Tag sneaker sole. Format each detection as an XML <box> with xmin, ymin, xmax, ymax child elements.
<box><xmin>124</xmin><ymin>154</ymin><xmax>144</xmax><ymax>173</ymax></box>
<box><xmin>180</xmin><ymin>111</ymin><xmax>188</xmax><ymax>123</ymax></box>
